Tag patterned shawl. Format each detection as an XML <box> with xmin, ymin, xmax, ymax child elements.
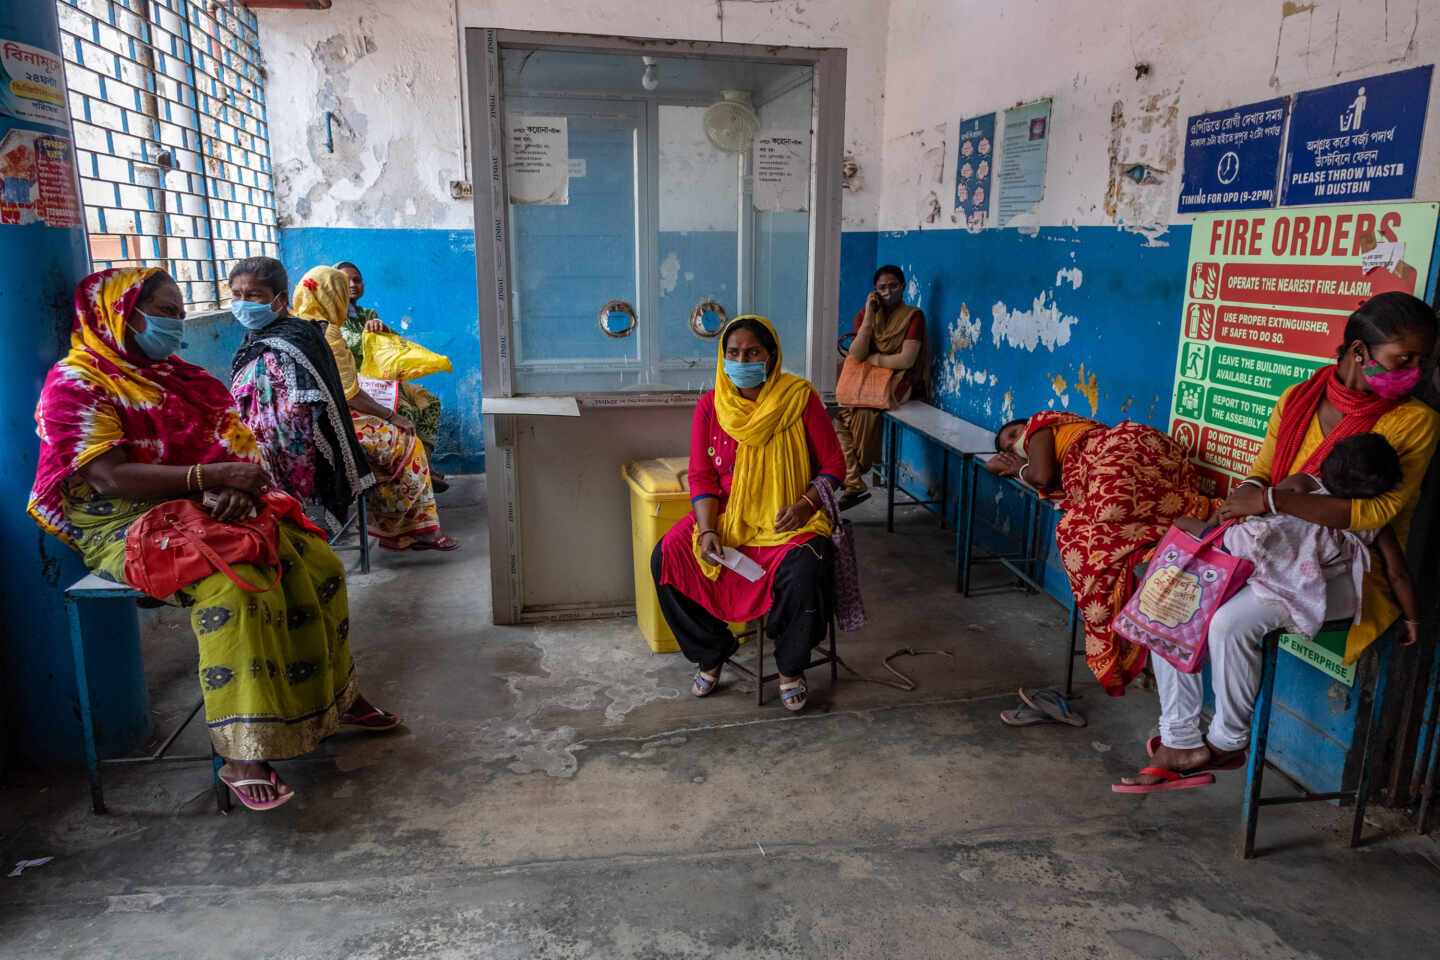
<box><xmin>29</xmin><ymin>268</ymin><xmax>263</xmax><ymax>548</ymax></box>
<box><xmin>231</xmin><ymin>306</ymin><xmax>374</xmax><ymax>534</ymax></box>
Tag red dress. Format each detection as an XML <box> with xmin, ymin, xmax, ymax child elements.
<box><xmin>659</xmin><ymin>389</ymin><xmax>845</xmax><ymax>622</ymax></box>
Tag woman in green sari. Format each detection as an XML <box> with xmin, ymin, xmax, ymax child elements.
<box><xmin>28</xmin><ymin>267</ymin><xmax>402</xmax><ymax>811</ymax></box>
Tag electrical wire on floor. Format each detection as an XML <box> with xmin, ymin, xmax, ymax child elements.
<box><xmin>835</xmin><ymin>647</ymin><xmax>955</xmax><ymax>692</ymax></box>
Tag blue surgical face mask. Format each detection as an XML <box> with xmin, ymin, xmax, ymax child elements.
<box><xmin>128</xmin><ymin>313</ymin><xmax>184</xmax><ymax>360</ymax></box>
<box><xmin>724</xmin><ymin>359</ymin><xmax>769</xmax><ymax>389</ymax></box>
<box><xmin>231</xmin><ymin>297</ymin><xmax>280</xmax><ymax>330</ymax></box>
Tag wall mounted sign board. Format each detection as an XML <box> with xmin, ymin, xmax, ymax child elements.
<box><xmin>1282</xmin><ymin>65</ymin><xmax>1432</xmax><ymax>206</ymax></box>
<box><xmin>1178</xmin><ymin>97</ymin><xmax>1287</xmax><ymax>213</ymax></box>
<box><xmin>997</xmin><ymin>98</ymin><xmax>1050</xmax><ymax>227</ymax></box>
<box><xmin>953</xmin><ymin>111</ymin><xmax>995</xmax><ymax>228</ymax></box>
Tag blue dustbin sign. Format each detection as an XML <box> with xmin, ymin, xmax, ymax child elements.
<box><xmin>1178</xmin><ymin>97</ymin><xmax>1288</xmax><ymax>213</ymax></box>
<box><xmin>1282</xmin><ymin>65</ymin><xmax>1432</xmax><ymax>205</ymax></box>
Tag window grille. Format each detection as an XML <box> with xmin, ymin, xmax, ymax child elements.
<box><xmin>56</xmin><ymin>0</ymin><xmax>276</xmax><ymax>310</ymax></box>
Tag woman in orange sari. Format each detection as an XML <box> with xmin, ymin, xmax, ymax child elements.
<box><xmin>293</xmin><ymin>266</ymin><xmax>460</xmax><ymax>552</ymax></box>
<box><xmin>989</xmin><ymin>412</ymin><xmax>1217</xmax><ymax>695</ymax></box>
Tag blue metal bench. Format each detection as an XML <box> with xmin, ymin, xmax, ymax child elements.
<box><xmin>65</xmin><ymin>574</ymin><xmax>230</xmax><ymax>815</ymax></box>
<box><xmin>1242</xmin><ymin>625</ymin><xmax>1393</xmax><ymax>858</ymax></box>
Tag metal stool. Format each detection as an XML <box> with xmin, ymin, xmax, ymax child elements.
<box><xmin>1241</xmin><ymin>626</ymin><xmax>1392</xmax><ymax>858</ymax></box>
<box><xmin>329</xmin><ymin>494</ymin><xmax>371</xmax><ymax>573</ymax></box>
<box><xmin>65</xmin><ymin>574</ymin><xmax>230</xmax><ymax>815</ymax></box>
<box><xmin>726</xmin><ymin>613</ymin><xmax>840</xmax><ymax>706</ymax></box>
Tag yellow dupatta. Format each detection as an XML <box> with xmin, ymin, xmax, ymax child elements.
<box><xmin>292</xmin><ymin>265</ymin><xmax>361</xmax><ymax>399</ymax></box>
<box><xmin>693</xmin><ymin>316</ymin><xmax>832</xmax><ymax>578</ymax></box>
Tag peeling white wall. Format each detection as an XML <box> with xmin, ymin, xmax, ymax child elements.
<box><xmin>257</xmin><ymin>0</ymin><xmax>893</xmax><ymax>232</ymax></box>
<box><xmin>877</xmin><ymin>0</ymin><xmax>1440</xmax><ymax>236</ymax></box>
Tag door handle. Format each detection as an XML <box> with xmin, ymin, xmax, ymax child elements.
<box><xmin>598</xmin><ymin>300</ymin><xmax>638</xmax><ymax>338</ymax></box>
<box><xmin>689</xmin><ymin>300</ymin><xmax>728</xmax><ymax>338</ymax></box>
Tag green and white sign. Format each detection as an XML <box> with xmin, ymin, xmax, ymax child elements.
<box><xmin>1170</xmin><ymin>202</ymin><xmax>1438</xmax><ymax>496</ymax></box>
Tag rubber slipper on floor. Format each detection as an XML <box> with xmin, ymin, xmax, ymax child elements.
<box><xmin>1018</xmin><ymin>687</ymin><xmax>1086</xmax><ymax>727</ymax></box>
<box><xmin>410</xmin><ymin>535</ymin><xmax>460</xmax><ymax>552</ymax></box>
<box><xmin>1000</xmin><ymin>705</ymin><xmax>1053</xmax><ymax>726</ymax></box>
<box><xmin>342</xmin><ymin>708</ymin><xmax>404</xmax><ymax>731</ymax></box>
<box><xmin>1111</xmin><ymin>767</ymin><xmax>1216</xmax><ymax>794</ymax></box>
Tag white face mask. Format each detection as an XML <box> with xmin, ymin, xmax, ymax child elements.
<box><xmin>1011</xmin><ymin>433</ymin><xmax>1028</xmax><ymax>458</ymax></box>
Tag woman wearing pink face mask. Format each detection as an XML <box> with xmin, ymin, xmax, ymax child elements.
<box><xmin>1121</xmin><ymin>291</ymin><xmax>1438</xmax><ymax>792</ymax></box>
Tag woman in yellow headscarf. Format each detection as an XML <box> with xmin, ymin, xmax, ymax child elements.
<box><xmin>292</xmin><ymin>266</ymin><xmax>459</xmax><ymax>552</ymax></box>
<box><xmin>652</xmin><ymin>316</ymin><xmax>846</xmax><ymax>711</ymax></box>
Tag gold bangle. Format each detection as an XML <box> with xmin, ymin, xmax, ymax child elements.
<box><xmin>197</xmin><ymin>464</ymin><xmax>205</xmax><ymax>494</ymax></box>
<box><xmin>185</xmin><ymin>465</ymin><xmax>195</xmax><ymax>492</ymax></box>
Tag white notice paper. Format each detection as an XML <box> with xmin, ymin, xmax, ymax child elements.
<box><xmin>753</xmin><ymin>129</ymin><xmax>810</xmax><ymax>213</ymax></box>
<box><xmin>357</xmin><ymin>375</ymin><xmax>399</xmax><ymax>411</ymax></box>
<box><xmin>506</xmin><ymin>115</ymin><xmax>569</xmax><ymax>205</ymax></box>
<box><xmin>707</xmin><ymin>546</ymin><xmax>766</xmax><ymax>583</ymax></box>
<box><xmin>1361</xmin><ymin>241</ymin><xmax>1405</xmax><ymax>275</ymax></box>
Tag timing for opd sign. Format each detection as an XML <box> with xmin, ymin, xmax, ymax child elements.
<box><xmin>1170</xmin><ymin>201</ymin><xmax>1438</xmax><ymax>498</ymax></box>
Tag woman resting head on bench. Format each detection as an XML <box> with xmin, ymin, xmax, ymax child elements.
<box><xmin>987</xmin><ymin>412</ymin><xmax>1219</xmax><ymax>696</ymax></box>
<box><xmin>1118</xmin><ymin>291</ymin><xmax>1438</xmax><ymax>793</ymax></box>
<box><xmin>27</xmin><ymin>267</ymin><xmax>402</xmax><ymax>812</ymax></box>
<box><xmin>651</xmin><ymin>316</ymin><xmax>845</xmax><ymax>712</ymax></box>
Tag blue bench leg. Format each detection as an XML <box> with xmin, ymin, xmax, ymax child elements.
<box><xmin>1351</xmin><ymin>637</ymin><xmax>1394</xmax><ymax>847</ymax></box>
<box><xmin>1064</xmin><ymin>606</ymin><xmax>1080</xmax><ymax>698</ymax></box>
<box><xmin>885</xmin><ymin>419</ymin><xmax>898</xmax><ymax>533</ymax></box>
<box><xmin>211</xmin><ymin>749</ymin><xmax>232</xmax><ymax>813</ymax></box>
<box><xmin>1421</xmin><ymin>717</ymin><xmax>1440</xmax><ymax>834</ymax></box>
<box><xmin>67</xmin><ymin>597</ymin><xmax>105</xmax><ymax>815</ymax></box>
<box><xmin>960</xmin><ymin>457</ymin><xmax>978</xmax><ymax>596</ymax></box>
<box><xmin>358</xmin><ymin>495</ymin><xmax>371</xmax><ymax>574</ymax></box>
<box><xmin>1241</xmin><ymin>632</ymin><xmax>1280</xmax><ymax>858</ymax></box>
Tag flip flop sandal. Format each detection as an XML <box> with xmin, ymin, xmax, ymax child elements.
<box><xmin>219</xmin><ymin>767</ymin><xmax>294</xmax><ymax>811</ymax></box>
<box><xmin>1145</xmin><ymin>735</ymin><xmax>1246</xmax><ymax>771</ymax></box>
<box><xmin>342</xmin><ymin>708</ymin><xmax>405</xmax><ymax>731</ymax></box>
<box><xmin>838</xmin><ymin>492</ymin><xmax>872</xmax><ymax>512</ymax></box>
<box><xmin>1018</xmin><ymin>687</ymin><xmax>1086</xmax><ymax>727</ymax></box>
<box><xmin>692</xmin><ymin>667</ymin><xmax>722</xmax><ymax>698</ymax></box>
<box><xmin>1000</xmin><ymin>705</ymin><xmax>1054</xmax><ymax>726</ymax></box>
<box><xmin>410</xmin><ymin>535</ymin><xmax>461</xmax><ymax>552</ymax></box>
<box><xmin>779</xmin><ymin>678</ymin><xmax>808</xmax><ymax>712</ymax></box>
<box><xmin>432</xmin><ymin>477</ymin><xmax>451</xmax><ymax>494</ymax></box>
<box><xmin>1111</xmin><ymin>767</ymin><xmax>1216</xmax><ymax>794</ymax></box>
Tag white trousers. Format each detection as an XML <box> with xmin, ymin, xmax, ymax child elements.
<box><xmin>1153</xmin><ymin>578</ymin><xmax>1355</xmax><ymax>752</ymax></box>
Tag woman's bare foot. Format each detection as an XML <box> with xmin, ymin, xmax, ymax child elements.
<box><xmin>219</xmin><ymin>761</ymin><xmax>292</xmax><ymax>805</ymax></box>
<box><xmin>1120</xmin><ymin>741</ymin><xmax>1243</xmax><ymax>786</ymax></box>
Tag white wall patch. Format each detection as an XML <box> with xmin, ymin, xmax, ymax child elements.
<box><xmin>991</xmin><ymin>293</ymin><xmax>1079</xmax><ymax>352</ymax></box>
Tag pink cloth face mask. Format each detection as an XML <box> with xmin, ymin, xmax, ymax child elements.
<box><xmin>1362</xmin><ymin>362</ymin><xmax>1423</xmax><ymax>400</ymax></box>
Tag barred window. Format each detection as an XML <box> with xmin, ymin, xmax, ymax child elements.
<box><xmin>57</xmin><ymin>0</ymin><xmax>276</xmax><ymax>310</ymax></box>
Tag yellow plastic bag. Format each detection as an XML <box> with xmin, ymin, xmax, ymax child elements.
<box><xmin>359</xmin><ymin>331</ymin><xmax>453</xmax><ymax>380</ymax></box>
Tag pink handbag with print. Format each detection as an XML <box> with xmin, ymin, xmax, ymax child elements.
<box><xmin>1112</xmin><ymin>520</ymin><xmax>1253</xmax><ymax>673</ymax></box>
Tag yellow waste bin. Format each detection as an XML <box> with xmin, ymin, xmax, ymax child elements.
<box><xmin>622</xmin><ymin>457</ymin><xmax>744</xmax><ymax>653</ymax></box>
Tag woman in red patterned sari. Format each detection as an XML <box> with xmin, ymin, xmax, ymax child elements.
<box><xmin>989</xmin><ymin>412</ymin><xmax>1219</xmax><ymax>695</ymax></box>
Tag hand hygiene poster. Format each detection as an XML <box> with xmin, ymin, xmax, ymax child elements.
<box><xmin>1170</xmin><ymin>201</ymin><xmax>1438</xmax><ymax>499</ymax></box>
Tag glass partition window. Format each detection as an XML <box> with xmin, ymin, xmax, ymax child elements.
<box><xmin>498</xmin><ymin>46</ymin><xmax>814</xmax><ymax>394</ymax></box>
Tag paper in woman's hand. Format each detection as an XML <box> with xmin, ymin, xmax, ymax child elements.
<box><xmin>710</xmin><ymin>546</ymin><xmax>766</xmax><ymax>583</ymax></box>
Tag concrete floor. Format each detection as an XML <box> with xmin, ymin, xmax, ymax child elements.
<box><xmin>3</xmin><ymin>475</ymin><xmax>1439</xmax><ymax>958</ymax></box>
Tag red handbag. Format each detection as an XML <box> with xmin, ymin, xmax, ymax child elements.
<box><xmin>122</xmin><ymin>491</ymin><xmax>321</xmax><ymax>599</ymax></box>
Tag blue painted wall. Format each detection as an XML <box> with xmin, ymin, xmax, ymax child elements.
<box><xmin>281</xmin><ymin>228</ymin><xmax>485</xmax><ymax>474</ymax></box>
